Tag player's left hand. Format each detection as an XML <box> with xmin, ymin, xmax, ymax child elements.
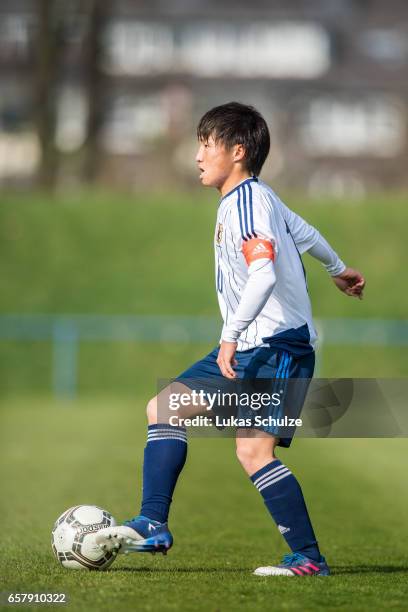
<box><xmin>217</xmin><ymin>341</ymin><xmax>238</xmax><ymax>379</ymax></box>
<box><xmin>332</xmin><ymin>267</ymin><xmax>365</xmax><ymax>299</ymax></box>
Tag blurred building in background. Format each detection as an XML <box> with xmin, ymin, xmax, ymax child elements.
<box><xmin>0</xmin><ymin>0</ymin><xmax>407</xmax><ymax>196</ymax></box>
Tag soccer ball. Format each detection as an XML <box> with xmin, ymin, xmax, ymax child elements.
<box><xmin>51</xmin><ymin>505</ymin><xmax>116</xmax><ymax>570</ymax></box>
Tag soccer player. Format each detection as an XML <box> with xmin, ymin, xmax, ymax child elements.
<box><xmin>96</xmin><ymin>102</ymin><xmax>365</xmax><ymax>576</ymax></box>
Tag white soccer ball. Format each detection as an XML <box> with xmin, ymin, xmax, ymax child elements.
<box><xmin>51</xmin><ymin>505</ymin><xmax>117</xmax><ymax>570</ymax></box>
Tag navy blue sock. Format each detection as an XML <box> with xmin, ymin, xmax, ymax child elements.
<box><xmin>251</xmin><ymin>459</ymin><xmax>321</xmax><ymax>561</ymax></box>
<box><xmin>140</xmin><ymin>424</ymin><xmax>187</xmax><ymax>523</ymax></box>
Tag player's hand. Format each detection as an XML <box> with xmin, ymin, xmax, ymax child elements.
<box><xmin>217</xmin><ymin>341</ymin><xmax>238</xmax><ymax>379</ymax></box>
<box><xmin>332</xmin><ymin>267</ymin><xmax>365</xmax><ymax>299</ymax></box>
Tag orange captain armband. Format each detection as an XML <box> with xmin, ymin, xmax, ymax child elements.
<box><xmin>242</xmin><ymin>238</ymin><xmax>275</xmax><ymax>266</ymax></box>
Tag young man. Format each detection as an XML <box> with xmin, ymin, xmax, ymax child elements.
<box><xmin>96</xmin><ymin>102</ymin><xmax>365</xmax><ymax>576</ymax></box>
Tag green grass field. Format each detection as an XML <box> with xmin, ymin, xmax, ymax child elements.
<box><xmin>1</xmin><ymin>398</ymin><xmax>408</xmax><ymax>611</ymax></box>
<box><xmin>1</xmin><ymin>191</ymin><xmax>408</xmax><ymax>610</ymax></box>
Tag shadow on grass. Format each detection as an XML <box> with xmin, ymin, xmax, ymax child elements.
<box><xmin>110</xmin><ymin>565</ymin><xmax>408</xmax><ymax>575</ymax></box>
<box><xmin>110</xmin><ymin>566</ymin><xmax>247</xmax><ymax>573</ymax></box>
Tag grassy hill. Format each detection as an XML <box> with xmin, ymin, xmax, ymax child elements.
<box><xmin>1</xmin><ymin>190</ymin><xmax>407</xmax><ymax>394</ymax></box>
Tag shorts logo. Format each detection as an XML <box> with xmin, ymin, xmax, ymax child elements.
<box><xmin>216</xmin><ymin>223</ymin><xmax>223</xmax><ymax>244</ymax></box>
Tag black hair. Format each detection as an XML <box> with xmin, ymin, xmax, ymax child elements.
<box><xmin>197</xmin><ymin>102</ymin><xmax>270</xmax><ymax>176</ymax></box>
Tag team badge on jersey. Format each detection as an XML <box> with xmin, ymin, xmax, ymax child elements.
<box><xmin>216</xmin><ymin>223</ymin><xmax>224</xmax><ymax>244</ymax></box>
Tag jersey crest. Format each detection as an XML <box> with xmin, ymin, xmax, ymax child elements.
<box><xmin>216</xmin><ymin>222</ymin><xmax>223</xmax><ymax>244</ymax></box>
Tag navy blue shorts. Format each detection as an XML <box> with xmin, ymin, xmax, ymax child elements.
<box><xmin>176</xmin><ymin>345</ymin><xmax>315</xmax><ymax>447</ymax></box>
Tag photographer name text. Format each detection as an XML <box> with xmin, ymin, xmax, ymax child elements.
<box><xmin>168</xmin><ymin>415</ymin><xmax>303</xmax><ymax>428</ymax></box>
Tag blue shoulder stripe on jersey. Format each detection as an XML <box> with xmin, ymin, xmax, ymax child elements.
<box><xmin>235</xmin><ymin>180</ymin><xmax>259</xmax><ymax>241</ymax></box>
<box><xmin>248</xmin><ymin>182</ymin><xmax>257</xmax><ymax>238</ymax></box>
<box><xmin>241</xmin><ymin>183</ymin><xmax>257</xmax><ymax>240</ymax></box>
<box><xmin>236</xmin><ymin>189</ymin><xmax>246</xmax><ymax>241</ymax></box>
<box><xmin>221</xmin><ymin>176</ymin><xmax>258</xmax><ymax>202</ymax></box>
<box><xmin>242</xmin><ymin>184</ymin><xmax>251</xmax><ymax>240</ymax></box>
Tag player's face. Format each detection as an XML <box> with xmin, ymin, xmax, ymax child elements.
<box><xmin>195</xmin><ymin>137</ymin><xmax>238</xmax><ymax>191</ymax></box>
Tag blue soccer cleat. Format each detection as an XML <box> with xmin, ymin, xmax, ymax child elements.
<box><xmin>95</xmin><ymin>515</ymin><xmax>173</xmax><ymax>556</ymax></box>
<box><xmin>253</xmin><ymin>552</ymin><xmax>330</xmax><ymax>576</ymax></box>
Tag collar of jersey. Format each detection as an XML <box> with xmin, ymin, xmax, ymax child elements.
<box><xmin>220</xmin><ymin>176</ymin><xmax>258</xmax><ymax>203</ymax></box>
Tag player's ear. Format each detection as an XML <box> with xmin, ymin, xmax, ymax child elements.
<box><xmin>232</xmin><ymin>143</ymin><xmax>246</xmax><ymax>163</ymax></box>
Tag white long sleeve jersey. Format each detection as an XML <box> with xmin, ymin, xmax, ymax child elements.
<box><xmin>214</xmin><ymin>177</ymin><xmax>344</xmax><ymax>352</ymax></box>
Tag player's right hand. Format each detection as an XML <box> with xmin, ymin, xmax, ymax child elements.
<box><xmin>332</xmin><ymin>267</ymin><xmax>365</xmax><ymax>299</ymax></box>
<box><xmin>217</xmin><ymin>341</ymin><xmax>238</xmax><ymax>379</ymax></box>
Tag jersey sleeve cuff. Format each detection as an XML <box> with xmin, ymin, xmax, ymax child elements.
<box><xmin>221</xmin><ymin>328</ymin><xmax>240</xmax><ymax>343</ymax></box>
<box><xmin>325</xmin><ymin>260</ymin><xmax>347</xmax><ymax>276</ymax></box>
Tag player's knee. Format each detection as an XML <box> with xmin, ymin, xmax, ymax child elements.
<box><xmin>235</xmin><ymin>440</ymin><xmax>259</xmax><ymax>471</ymax></box>
<box><xmin>146</xmin><ymin>397</ymin><xmax>158</xmax><ymax>425</ymax></box>
<box><xmin>235</xmin><ymin>438</ymin><xmax>276</xmax><ymax>474</ymax></box>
